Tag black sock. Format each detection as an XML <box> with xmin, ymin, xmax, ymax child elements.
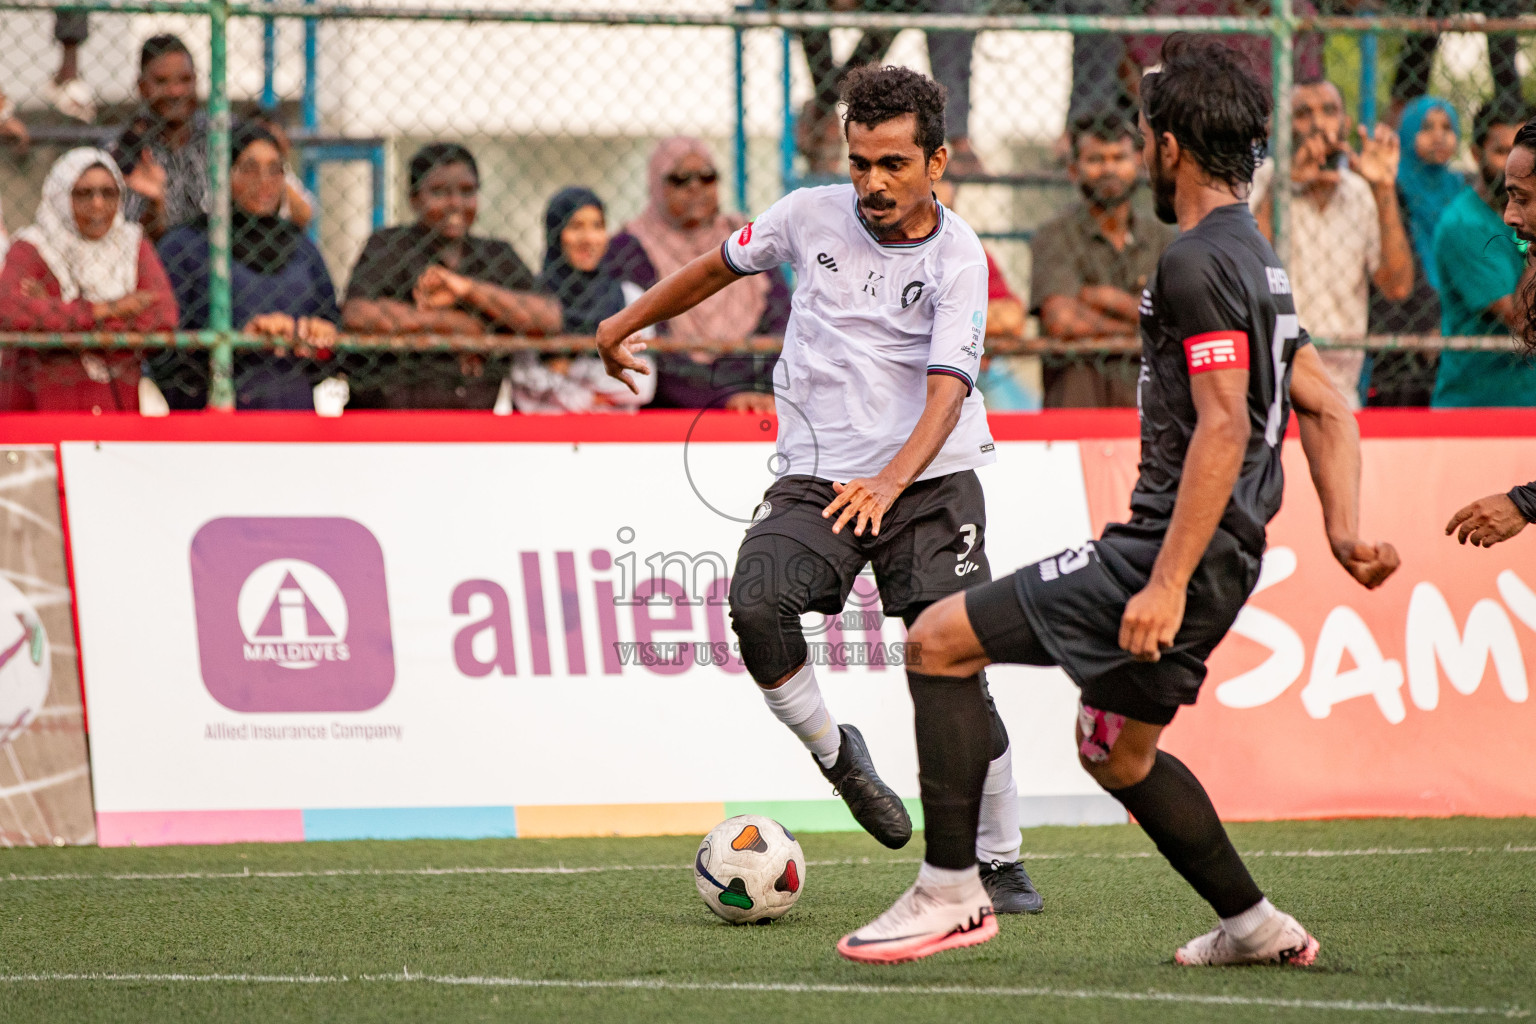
<box><xmin>907</xmin><ymin>669</ymin><xmax>992</xmax><ymax>871</ymax></box>
<box><xmin>1105</xmin><ymin>750</ymin><xmax>1263</xmax><ymax>918</ymax></box>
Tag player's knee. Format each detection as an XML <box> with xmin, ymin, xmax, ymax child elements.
<box><xmin>1078</xmin><ymin>740</ymin><xmax>1156</xmax><ymax>790</ymax></box>
<box><xmin>728</xmin><ymin>572</ymin><xmax>806</xmax><ymax>686</ymax></box>
<box><xmin>1074</xmin><ymin>703</ymin><xmax>1155</xmax><ymax>789</ymax></box>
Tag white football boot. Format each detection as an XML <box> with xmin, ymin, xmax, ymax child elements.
<box><xmin>837</xmin><ymin>872</ymin><xmax>997</xmax><ymax>964</ymax></box>
<box><xmin>1175</xmin><ymin>909</ymin><xmax>1320</xmax><ymax>967</ymax></box>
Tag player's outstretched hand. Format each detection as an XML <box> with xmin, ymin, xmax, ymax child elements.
<box><xmin>1118</xmin><ymin>580</ymin><xmax>1185</xmax><ymax>663</ymax></box>
<box><xmin>1445</xmin><ymin>494</ymin><xmax>1529</xmax><ymax>548</ymax></box>
<box><xmin>1330</xmin><ymin>537</ymin><xmax>1400</xmax><ymax>589</ymax></box>
<box><xmin>594</xmin><ymin>315</ymin><xmax>651</xmax><ymax>396</ymax></box>
<box><xmin>823</xmin><ymin>474</ymin><xmax>901</xmax><ymax>538</ymax></box>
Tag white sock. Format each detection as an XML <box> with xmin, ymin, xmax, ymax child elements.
<box><xmin>760</xmin><ymin>663</ymin><xmax>840</xmax><ymax>768</ymax></box>
<box><xmin>975</xmin><ymin>744</ymin><xmax>1022</xmax><ymax>864</ymax></box>
<box><xmin>1221</xmin><ymin>898</ymin><xmax>1277</xmax><ymax>941</ymax></box>
<box><xmin>919</xmin><ymin>860</ymin><xmax>979</xmax><ymax>895</ymax></box>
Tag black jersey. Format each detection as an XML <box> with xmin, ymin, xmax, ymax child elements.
<box><xmin>1131</xmin><ymin>203</ymin><xmax>1308</xmax><ymax>557</ymax></box>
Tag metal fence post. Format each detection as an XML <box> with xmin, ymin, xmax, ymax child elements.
<box><xmin>208</xmin><ymin>0</ymin><xmax>236</xmax><ymax>411</ymax></box>
<box><xmin>1270</xmin><ymin>0</ymin><xmax>1293</xmax><ymax>269</ymax></box>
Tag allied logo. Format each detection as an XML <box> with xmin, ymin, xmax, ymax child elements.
<box><xmin>0</xmin><ymin>577</ymin><xmax>49</xmax><ymax>746</ymax></box>
<box><xmin>816</xmin><ymin>252</ymin><xmax>839</xmax><ymax>272</ymax></box>
<box><xmin>190</xmin><ymin>517</ymin><xmax>394</xmax><ymax>713</ymax></box>
<box><xmin>750</xmin><ymin>501</ymin><xmax>773</xmax><ymax>527</ymax></box>
<box><xmin>237</xmin><ymin>560</ymin><xmax>349</xmax><ymax>669</ymax></box>
<box><xmin>901</xmin><ymin>281</ymin><xmax>925</xmax><ymax>308</ymax></box>
<box><xmin>863</xmin><ymin>271</ymin><xmax>883</xmax><ymax>296</ymax></box>
<box><xmin>738</xmin><ymin>222</ymin><xmax>753</xmax><ymax>245</ymax></box>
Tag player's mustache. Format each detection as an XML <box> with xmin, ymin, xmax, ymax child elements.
<box><xmin>860</xmin><ymin>192</ymin><xmax>898</xmax><ymax>211</ymax></box>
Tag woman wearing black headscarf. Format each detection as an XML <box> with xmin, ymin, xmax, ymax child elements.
<box><xmin>506</xmin><ymin>187</ymin><xmax>654</xmax><ymax>413</ymax></box>
<box><xmin>156</xmin><ymin>119</ymin><xmax>340</xmax><ymax>408</ymax></box>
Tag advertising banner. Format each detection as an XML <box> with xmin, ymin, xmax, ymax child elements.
<box><xmin>61</xmin><ymin>438</ymin><xmax>1117</xmax><ymax>846</ymax></box>
<box><xmin>1083</xmin><ymin>437</ymin><xmax>1536</xmax><ymax>820</ymax></box>
<box><xmin>0</xmin><ymin>446</ymin><xmax>95</xmax><ymax>846</ymax></box>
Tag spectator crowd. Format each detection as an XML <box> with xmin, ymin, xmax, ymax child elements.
<box><xmin>0</xmin><ymin>26</ymin><xmax>1532</xmax><ymax>414</ymax></box>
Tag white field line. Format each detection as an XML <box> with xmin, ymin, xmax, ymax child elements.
<box><xmin>0</xmin><ymin>971</ymin><xmax>1526</xmax><ymax>1017</ymax></box>
<box><xmin>3</xmin><ymin>845</ymin><xmax>1534</xmax><ymax>884</ymax></box>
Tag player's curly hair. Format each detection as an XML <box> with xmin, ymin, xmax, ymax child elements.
<box><xmin>1515</xmin><ymin>117</ymin><xmax>1536</xmax><ymax>354</ymax></box>
<box><xmin>840</xmin><ymin>64</ymin><xmax>947</xmax><ymax>161</ymax></box>
<box><xmin>1140</xmin><ymin>34</ymin><xmax>1271</xmax><ymax>190</ymax></box>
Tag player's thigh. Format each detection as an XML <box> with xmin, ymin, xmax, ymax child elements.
<box><xmin>730</xmin><ymin>529</ymin><xmax>854</xmax><ymax>625</ymax></box>
<box><xmin>869</xmin><ymin>470</ymin><xmax>989</xmax><ymax>617</ymax></box>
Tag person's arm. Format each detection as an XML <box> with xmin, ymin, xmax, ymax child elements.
<box><xmin>1078</xmin><ymin>284</ymin><xmax>1142</xmax><ymax>321</ymax></box>
<box><xmin>823</xmin><ymin>373</ymin><xmax>969</xmax><ymax>537</ymax></box>
<box><xmin>443</xmin><ymin>272</ymin><xmax>562</xmax><ymax>334</ymax></box>
<box><xmin>125</xmin><ymin>238</ymin><xmax>179</xmax><ymax>331</ymax></box>
<box><xmin>123</xmin><ymin>149</ymin><xmax>171</xmax><ymax>240</ymax></box>
<box><xmin>986</xmin><ymin>296</ymin><xmax>1024</xmax><ymax>338</ymax></box>
<box><xmin>283</xmin><ymin>173</ymin><xmax>314</xmax><ymax>231</ymax></box>
<box><xmin>1039</xmin><ymin>293</ymin><xmax>1135</xmax><ymax>339</ymax></box>
<box><xmin>1351</xmin><ymin>124</ymin><xmax>1413</xmax><ymax>303</ymax></box>
<box><xmin>1119</xmin><ymin>366</ymin><xmax>1250</xmax><ymax>661</ymax></box>
<box><xmin>1030</xmin><ymin>218</ymin><xmax>1135</xmax><ymax>339</ymax></box>
<box><xmin>595</xmin><ymin>248</ymin><xmax>740</xmax><ymax>390</ymax></box>
<box><xmin>1290</xmin><ymin>342</ymin><xmax>1400</xmax><ymax>584</ymax></box>
<box><xmin>341</xmin><ymin>230</ymin><xmax>484</xmax><ymax>335</ymax></box>
<box><xmin>341</xmin><ymin>296</ymin><xmax>484</xmax><ymax>335</ymax></box>
<box><xmin>1485</xmin><ymin>265</ymin><xmax>1536</xmax><ymax>330</ymax></box>
<box><xmin>0</xmin><ymin>243</ymin><xmax>96</xmax><ymax>331</ymax></box>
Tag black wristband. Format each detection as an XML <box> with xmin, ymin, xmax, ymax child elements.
<box><xmin>1506</xmin><ymin>483</ymin><xmax>1536</xmax><ymax>524</ymax></box>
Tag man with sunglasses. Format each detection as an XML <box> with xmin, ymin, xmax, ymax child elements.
<box><xmin>598</xmin><ymin>65</ymin><xmax>1042</xmax><ymax>914</ymax></box>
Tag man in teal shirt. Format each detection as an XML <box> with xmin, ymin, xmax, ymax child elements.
<box><xmin>1432</xmin><ymin>98</ymin><xmax>1535</xmax><ymax>407</ymax></box>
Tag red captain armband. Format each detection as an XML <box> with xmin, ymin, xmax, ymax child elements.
<box><xmin>1182</xmin><ymin>331</ymin><xmax>1249</xmax><ymax>375</ymax></box>
<box><xmin>738</xmin><ymin>222</ymin><xmax>753</xmax><ymax>245</ymax></box>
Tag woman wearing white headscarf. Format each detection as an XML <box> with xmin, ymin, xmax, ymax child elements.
<box><xmin>0</xmin><ymin>147</ymin><xmax>176</xmax><ymax>410</ymax></box>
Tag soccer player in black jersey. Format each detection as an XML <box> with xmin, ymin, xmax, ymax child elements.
<box><xmin>1446</xmin><ymin>115</ymin><xmax>1536</xmax><ymax>547</ymax></box>
<box><xmin>838</xmin><ymin>36</ymin><xmax>1401</xmax><ymax>966</ymax></box>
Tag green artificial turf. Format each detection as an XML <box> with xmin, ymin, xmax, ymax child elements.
<box><xmin>2</xmin><ymin>817</ymin><xmax>1533</xmax><ymax>1023</ymax></box>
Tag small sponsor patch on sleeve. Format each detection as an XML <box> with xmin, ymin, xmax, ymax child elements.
<box><xmin>737</xmin><ymin>222</ymin><xmax>753</xmax><ymax>245</ymax></box>
<box><xmin>1182</xmin><ymin>331</ymin><xmax>1249</xmax><ymax>375</ymax></box>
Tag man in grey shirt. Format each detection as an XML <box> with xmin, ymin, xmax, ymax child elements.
<box><xmin>113</xmin><ymin>34</ymin><xmax>208</xmax><ymax>238</ymax></box>
<box><xmin>1031</xmin><ymin>110</ymin><xmax>1175</xmax><ymax>407</ymax></box>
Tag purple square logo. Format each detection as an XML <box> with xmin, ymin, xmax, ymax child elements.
<box><xmin>190</xmin><ymin>517</ymin><xmax>394</xmax><ymax>712</ymax></box>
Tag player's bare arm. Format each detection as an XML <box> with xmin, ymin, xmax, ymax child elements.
<box><xmin>1119</xmin><ymin>367</ymin><xmax>1249</xmax><ymax>662</ymax></box>
<box><xmin>595</xmin><ymin>248</ymin><xmax>740</xmax><ymax>393</ymax></box>
<box><xmin>822</xmin><ymin>373</ymin><xmax>968</xmax><ymax>537</ymax></box>
<box><xmin>1290</xmin><ymin>343</ymin><xmax>1400</xmax><ymax>585</ymax></box>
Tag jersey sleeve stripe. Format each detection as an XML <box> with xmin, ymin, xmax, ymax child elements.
<box><xmin>927</xmin><ymin>365</ymin><xmax>975</xmax><ymax>395</ymax></box>
<box><xmin>719</xmin><ymin>239</ymin><xmax>758</xmax><ymax>277</ymax></box>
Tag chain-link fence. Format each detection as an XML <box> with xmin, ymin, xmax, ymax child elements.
<box><xmin>0</xmin><ymin>2</ymin><xmax>1531</xmax><ymax>412</ymax></box>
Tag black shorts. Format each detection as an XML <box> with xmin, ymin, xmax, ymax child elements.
<box><xmin>966</xmin><ymin>519</ymin><xmax>1261</xmax><ymax>725</ymax></box>
<box><xmin>742</xmin><ymin>471</ymin><xmax>990</xmax><ymax>618</ymax></box>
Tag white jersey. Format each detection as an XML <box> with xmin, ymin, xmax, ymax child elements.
<box><xmin>721</xmin><ymin>183</ymin><xmax>995</xmax><ymax>484</ymax></box>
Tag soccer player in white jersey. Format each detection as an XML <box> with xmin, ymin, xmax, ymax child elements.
<box><xmin>596</xmin><ymin>65</ymin><xmax>1041</xmax><ymax>913</ymax></box>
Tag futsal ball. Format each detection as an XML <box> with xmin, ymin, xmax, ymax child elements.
<box><xmin>694</xmin><ymin>815</ymin><xmax>805</xmax><ymax>924</ymax></box>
